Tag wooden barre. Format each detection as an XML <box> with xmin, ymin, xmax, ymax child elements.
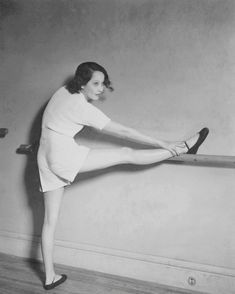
<box><xmin>17</xmin><ymin>143</ymin><xmax>235</xmax><ymax>168</ymax></box>
<box><xmin>167</xmin><ymin>154</ymin><xmax>235</xmax><ymax>167</ymax></box>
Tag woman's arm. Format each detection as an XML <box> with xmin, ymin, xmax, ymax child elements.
<box><xmin>102</xmin><ymin>121</ymin><xmax>183</xmax><ymax>155</ymax></box>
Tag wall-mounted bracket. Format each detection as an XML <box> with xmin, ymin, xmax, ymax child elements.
<box><xmin>0</xmin><ymin>128</ymin><xmax>8</xmax><ymax>138</ymax></box>
<box><xmin>16</xmin><ymin>141</ymin><xmax>38</xmax><ymax>154</ymax></box>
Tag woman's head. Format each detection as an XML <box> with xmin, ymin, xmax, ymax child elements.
<box><xmin>66</xmin><ymin>62</ymin><xmax>113</xmax><ymax>98</ymax></box>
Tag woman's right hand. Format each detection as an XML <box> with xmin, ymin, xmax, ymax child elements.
<box><xmin>158</xmin><ymin>141</ymin><xmax>186</xmax><ymax>156</ymax></box>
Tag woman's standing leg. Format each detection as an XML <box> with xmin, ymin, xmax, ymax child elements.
<box><xmin>41</xmin><ymin>187</ymin><xmax>65</xmax><ymax>285</ymax></box>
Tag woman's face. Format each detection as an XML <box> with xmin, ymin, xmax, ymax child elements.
<box><xmin>82</xmin><ymin>71</ymin><xmax>105</xmax><ymax>101</ymax></box>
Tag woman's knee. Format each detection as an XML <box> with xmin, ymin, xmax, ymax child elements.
<box><xmin>120</xmin><ymin>147</ymin><xmax>134</xmax><ymax>163</ymax></box>
<box><xmin>43</xmin><ymin>189</ymin><xmax>64</xmax><ymax>228</ymax></box>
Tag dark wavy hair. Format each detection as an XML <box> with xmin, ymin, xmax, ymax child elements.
<box><xmin>65</xmin><ymin>62</ymin><xmax>114</xmax><ymax>94</ymax></box>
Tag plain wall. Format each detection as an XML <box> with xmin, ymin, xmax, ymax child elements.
<box><xmin>1</xmin><ymin>0</ymin><xmax>235</xmax><ymax>292</ymax></box>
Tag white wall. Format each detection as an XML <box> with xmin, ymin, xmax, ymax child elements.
<box><xmin>1</xmin><ymin>1</ymin><xmax>235</xmax><ymax>293</ymax></box>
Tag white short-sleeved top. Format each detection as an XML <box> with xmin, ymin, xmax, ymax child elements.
<box><xmin>42</xmin><ymin>86</ymin><xmax>111</xmax><ymax>137</ymax></box>
<box><xmin>37</xmin><ymin>86</ymin><xmax>111</xmax><ymax>192</ymax></box>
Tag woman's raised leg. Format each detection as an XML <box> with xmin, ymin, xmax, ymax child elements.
<box><xmin>79</xmin><ymin>133</ymin><xmax>199</xmax><ymax>173</ymax></box>
<box><xmin>41</xmin><ymin>187</ymin><xmax>64</xmax><ymax>285</ymax></box>
<box><xmin>79</xmin><ymin>147</ymin><xmax>172</xmax><ymax>173</ymax></box>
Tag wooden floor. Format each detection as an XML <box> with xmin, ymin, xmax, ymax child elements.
<box><xmin>0</xmin><ymin>253</ymin><xmax>204</xmax><ymax>294</ymax></box>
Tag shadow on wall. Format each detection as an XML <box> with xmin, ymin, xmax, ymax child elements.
<box><xmin>22</xmin><ymin>100</ymin><xmax>47</xmax><ymax>283</ymax></box>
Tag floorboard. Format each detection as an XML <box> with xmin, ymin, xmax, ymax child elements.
<box><xmin>0</xmin><ymin>253</ymin><xmax>205</xmax><ymax>294</ymax></box>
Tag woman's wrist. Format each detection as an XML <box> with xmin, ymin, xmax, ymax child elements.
<box><xmin>154</xmin><ymin>139</ymin><xmax>166</xmax><ymax>148</ymax></box>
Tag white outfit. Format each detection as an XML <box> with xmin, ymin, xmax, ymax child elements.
<box><xmin>37</xmin><ymin>87</ymin><xmax>111</xmax><ymax>192</ymax></box>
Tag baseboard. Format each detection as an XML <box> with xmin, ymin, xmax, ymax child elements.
<box><xmin>0</xmin><ymin>229</ymin><xmax>234</xmax><ymax>294</ymax></box>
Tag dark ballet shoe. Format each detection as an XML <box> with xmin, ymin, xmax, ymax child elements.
<box><xmin>186</xmin><ymin>127</ymin><xmax>209</xmax><ymax>154</ymax></box>
<box><xmin>44</xmin><ymin>274</ymin><xmax>67</xmax><ymax>290</ymax></box>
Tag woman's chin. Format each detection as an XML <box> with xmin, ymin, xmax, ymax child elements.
<box><xmin>93</xmin><ymin>95</ymin><xmax>100</xmax><ymax>100</ymax></box>
<box><xmin>88</xmin><ymin>95</ymin><xmax>99</xmax><ymax>102</ymax></box>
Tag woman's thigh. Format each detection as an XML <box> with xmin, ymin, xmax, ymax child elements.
<box><xmin>79</xmin><ymin>147</ymin><xmax>131</xmax><ymax>173</ymax></box>
<box><xmin>79</xmin><ymin>147</ymin><xmax>173</xmax><ymax>173</ymax></box>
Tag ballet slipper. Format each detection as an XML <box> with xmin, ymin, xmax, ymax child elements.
<box><xmin>43</xmin><ymin>274</ymin><xmax>67</xmax><ymax>290</ymax></box>
<box><xmin>185</xmin><ymin>128</ymin><xmax>209</xmax><ymax>154</ymax></box>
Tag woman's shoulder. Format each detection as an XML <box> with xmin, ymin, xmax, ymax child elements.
<box><xmin>49</xmin><ymin>87</ymin><xmax>87</xmax><ymax>108</ymax></box>
<box><xmin>51</xmin><ymin>87</ymin><xmax>77</xmax><ymax>101</ymax></box>
<box><xmin>53</xmin><ymin>86</ymin><xmax>69</xmax><ymax>97</ymax></box>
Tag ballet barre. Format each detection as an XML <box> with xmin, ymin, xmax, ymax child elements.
<box><xmin>0</xmin><ymin>128</ymin><xmax>8</xmax><ymax>138</ymax></box>
<box><xmin>16</xmin><ymin>143</ymin><xmax>235</xmax><ymax>168</ymax></box>
<box><xmin>167</xmin><ymin>154</ymin><xmax>235</xmax><ymax>168</ymax></box>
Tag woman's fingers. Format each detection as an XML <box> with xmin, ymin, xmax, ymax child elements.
<box><xmin>175</xmin><ymin>141</ymin><xmax>185</xmax><ymax>148</ymax></box>
<box><xmin>168</xmin><ymin>147</ymin><xmax>178</xmax><ymax>156</ymax></box>
<box><xmin>160</xmin><ymin>141</ymin><xmax>185</xmax><ymax>156</ymax></box>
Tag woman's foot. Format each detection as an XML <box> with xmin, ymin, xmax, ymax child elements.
<box><xmin>44</xmin><ymin>274</ymin><xmax>67</xmax><ymax>290</ymax></box>
<box><xmin>175</xmin><ymin>128</ymin><xmax>209</xmax><ymax>156</ymax></box>
<box><xmin>185</xmin><ymin>128</ymin><xmax>209</xmax><ymax>154</ymax></box>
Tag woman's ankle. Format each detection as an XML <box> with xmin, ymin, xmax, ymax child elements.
<box><xmin>185</xmin><ymin>133</ymin><xmax>199</xmax><ymax>150</ymax></box>
<box><xmin>45</xmin><ymin>272</ymin><xmax>56</xmax><ymax>284</ymax></box>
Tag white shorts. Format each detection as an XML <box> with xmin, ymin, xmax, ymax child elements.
<box><xmin>37</xmin><ymin>129</ymin><xmax>89</xmax><ymax>192</ymax></box>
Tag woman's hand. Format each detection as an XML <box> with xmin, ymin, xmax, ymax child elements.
<box><xmin>158</xmin><ymin>141</ymin><xmax>186</xmax><ymax>156</ymax></box>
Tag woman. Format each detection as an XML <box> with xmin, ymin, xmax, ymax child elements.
<box><xmin>37</xmin><ymin>61</ymin><xmax>209</xmax><ymax>290</ymax></box>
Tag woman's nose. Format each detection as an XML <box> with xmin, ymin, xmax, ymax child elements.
<box><xmin>99</xmin><ymin>85</ymin><xmax>104</xmax><ymax>93</ymax></box>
